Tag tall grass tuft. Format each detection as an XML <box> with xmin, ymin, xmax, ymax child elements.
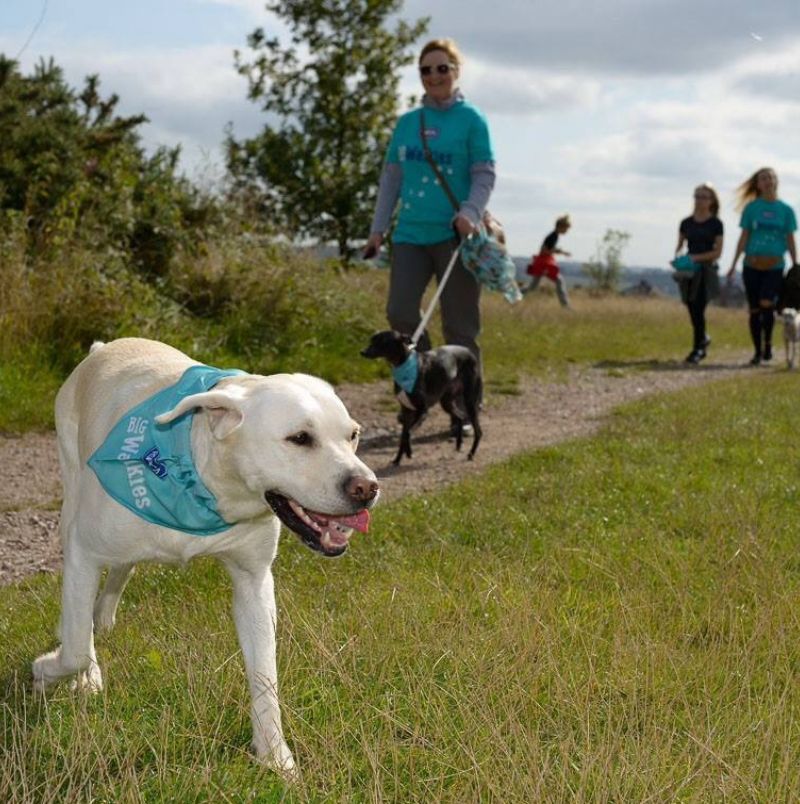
<box><xmin>0</xmin><ymin>218</ymin><xmax>389</xmax><ymax>430</ymax></box>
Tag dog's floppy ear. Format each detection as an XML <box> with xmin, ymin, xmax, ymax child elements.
<box><xmin>155</xmin><ymin>388</ymin><xmax>246</xmax><ymax>440</ymax></box>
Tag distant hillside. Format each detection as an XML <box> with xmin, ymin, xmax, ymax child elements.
<box><xmin>359</xmin><ymin>246</ymin><xmax>741</xmax><ymax>302</ymax></box>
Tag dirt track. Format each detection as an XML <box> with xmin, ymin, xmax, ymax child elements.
<box><xmin>0</xmin><ymin>354</ymin><xmax>754</xmax><ymax>585</ymax></box>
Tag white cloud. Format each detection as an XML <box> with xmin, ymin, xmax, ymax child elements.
<box><xmin>467</xmin><ymin>63</ymin><xmax>600</xmax><ymax>116</ymax></box>
<box><xmin>52</xmin><ymin>43</ymin><xmax>240</xmax><ymax>106</ymax></box>
<box><xmin>12</xmin><ymin>37</ymin><xmax>265</xmax><ymax>179</ymax></box>
<box><xmin>728</xmin><ymin>42</ymin><xmax>800</xmax><ymax>103</ymax></box>
<box><xmin>405</xmin><ymin>0</ymin><xmax>800</xmax><ymax>76</ymax></box>
<box><xmin>193</xmin><ymin>0</ymin><xmax>266</xmax><ymax>18</ymax></box>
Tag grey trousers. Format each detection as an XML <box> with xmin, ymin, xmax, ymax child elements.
<box><xmin>387</xmin><ymin>239</ymin><xmax>482</xmax><ymax>368</ymax></box>
<box><xmin>523</xmin><ymin>274</ymin><xmax>571</xmax><ymax>307</ymax></box>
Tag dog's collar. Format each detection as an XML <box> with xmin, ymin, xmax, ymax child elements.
<box><xmin>391</xmin><ymin>351</ymin><xmax>419</xmax><ymax>394</ymax></box>
<box><xmin>88</xmin><ymin>365</ymin><xmax>245</xmax><ymax>536</ymax></box>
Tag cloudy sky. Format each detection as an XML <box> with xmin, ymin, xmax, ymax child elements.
<box><xmin>3</xmin><ymin>0</ymin><xmax>800</xmax><ymax>267</ymax></box>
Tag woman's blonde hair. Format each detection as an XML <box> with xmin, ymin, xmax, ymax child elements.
<box><xmin>419</xmin><ymin>38</ymin><xmax>463</xmax><ymax>68</ymax></box>
<box><xmin>735</xmin><ymin>167</ymin><xmax>777</xmax><ymax>211</ymax></box>
<box><xmin>694</xmin><ymin>183</ymin><xmax>720</xmax><ymax>216</ymax></box>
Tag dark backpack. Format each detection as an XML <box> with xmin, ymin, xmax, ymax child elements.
<box><xmin>778</xmin><ymin>264</ymin><xmax>800</xmax><ymax>311</ymax></box>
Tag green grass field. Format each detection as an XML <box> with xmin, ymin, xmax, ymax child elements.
<box><xmin>3</xmin><ymin>295</ymin><xmax>798</xmax><ymax>801</ymax></box>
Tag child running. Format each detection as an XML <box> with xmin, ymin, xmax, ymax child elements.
<box><xmin>522</xmin><ymin>214</ymin><xmax>572</xmax><ymax>308</ymax></box>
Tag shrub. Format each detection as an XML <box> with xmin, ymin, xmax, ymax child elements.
<box><xmin>582</xmin><ymin>229</ymin><xmax>631</xmax><ymax>293</ymax></box>
<box><xmin>0</xmin><ymin>56</ymin><xmax>218</xmax><ymax>280</ymax></box>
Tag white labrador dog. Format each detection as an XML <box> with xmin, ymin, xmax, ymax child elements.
<box><xmin>783</xmin><ymin>308</ymin><xmax>800</xmax><ymax>369</ymax></box>
<box><xmin>33</xmin><ymin>338</ymin><xmax>379</xmax><ymax>776</ymax></box>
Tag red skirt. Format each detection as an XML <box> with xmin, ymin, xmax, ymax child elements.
<box><xmin>527</xmin><ymin>253</ymin><xmax>560</xmax><ymax>281</ymax></box>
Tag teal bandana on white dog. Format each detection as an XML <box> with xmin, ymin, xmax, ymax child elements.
<box><xmin>88</xmin><ymin>365</ymin><xmax>244</xmax><ymax>536</ymax></box>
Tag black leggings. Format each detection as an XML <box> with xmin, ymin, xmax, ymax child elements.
<box><xmin>685</xmin><ymin>275</ymin><xmax>708</xmax><ymax>349</ymax></box>
<box><xmin>748</xmin><ymin>309</ymin><xmax>775</xmax><ymax>355</ymax></box>
<box><xmin>743</xmin><ymin>267</ymin><xmax>780</xmax><ymax>354</ymax></box>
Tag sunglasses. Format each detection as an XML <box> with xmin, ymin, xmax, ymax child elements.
<box><xmin>419</xmin><ymin>63</ymin><xmax>454</xmax><ymax>77</ymax></box>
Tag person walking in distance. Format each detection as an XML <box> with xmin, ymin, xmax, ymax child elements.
<box><xmin>727</xmin><ymin>167</ymin><xmax>797</xmax><ymax>365</ymax></box>
<box><xmin>673</xmin><ymin>183</ymin><xmax>724</xmax><ymax>364</ymax></box>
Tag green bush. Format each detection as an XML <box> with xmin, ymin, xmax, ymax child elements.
<box><xmin>0</xmin><ymin>217</ymin><xmax>183</xmax><ymax>371</ymax></box>
<box><xmin>168</xmin><ymin>236</ymin><xmax>386</xmax><ymax>377</ymax></box>
<box><xmin>0</xmin><ymin>56</ymin><xmax>218</xmax><ymax>280</ymax></box>
<box><xmin>0</xmin><ymin>206</ymin><xmax>390</xmax><ymax>430</ymax></box>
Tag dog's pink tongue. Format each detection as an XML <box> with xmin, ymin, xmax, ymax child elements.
<box><xmin>333</xmin><ymin>509</ymin><xmax>370</xmax><ymax>533</ymax></box>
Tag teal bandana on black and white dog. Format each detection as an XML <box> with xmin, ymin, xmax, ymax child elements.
<box><xmin>88</xmin><ymin>365</ymin><xmax>244</xmax><ymax>535</ymax></box>
<box><xmin>391</xmin><ymin>351</ymin><xmax>420</xmax><ymax>410</ymax></box>
<box><xmin>391</xmin><ymin>351</ymin><xmax>419</xmax><ymax>394</ymax></box>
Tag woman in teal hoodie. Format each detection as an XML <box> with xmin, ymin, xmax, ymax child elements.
<box><xmin>364</xmin><ymin>38</ymin><xmax>495</xmax><ymax>377</ymax></box>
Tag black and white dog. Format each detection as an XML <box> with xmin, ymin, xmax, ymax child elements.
<box><xmin>361</xmin><ymin>330</ymin><xmax>482</xmax><ymax>465</ymax></box>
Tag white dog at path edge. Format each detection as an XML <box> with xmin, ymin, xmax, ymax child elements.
<box><xmin>32</xmin><ymin>337</ymin><xmax>380</xmax><ymax>778</ymax></box>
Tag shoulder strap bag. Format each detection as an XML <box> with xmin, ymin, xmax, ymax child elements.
<box><xmin>419</xmin><ymin>111</ymin><xmax>461</xmax><ymax>215</ymax></box>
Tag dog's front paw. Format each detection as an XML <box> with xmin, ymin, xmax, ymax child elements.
<box><xmin>32</xmin><ymin>649</ymin><xmax>62</xmax><ymax>692</ymax></box>
<box><xmin>255</xmin><ymin>739</ymin><xmax>298</xmax><ymax>782</ymax></box>
<box><xmin>33</xmin><ymin>648</ymin><xmax>103</xmax><ymax>693</ymax></box>
<box><xmin>70</xmin><ymin>662</ymin><xmax>103</xmax><ymax>694</ymax></box>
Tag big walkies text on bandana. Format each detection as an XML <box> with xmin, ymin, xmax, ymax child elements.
<box><xmin>88</xmin><ymin>365</ymin><xmax>244</xmax><ymax>536</ymax></box>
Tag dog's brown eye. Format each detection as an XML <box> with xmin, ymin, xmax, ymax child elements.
<box><xmin>287</xmin><ymin>431</ymin><xmax>312</xmax><ymax>447</ymax></box>
<box><xmin>351</xmin><ymin>429</ymin><xmax>359</xmax><ymax>442</ymax></box>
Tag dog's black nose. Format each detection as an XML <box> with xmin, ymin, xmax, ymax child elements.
<box><xmin>345</xmin><ymin>475</ymin><xmax>379</xmax><ymax>503</ymax></box>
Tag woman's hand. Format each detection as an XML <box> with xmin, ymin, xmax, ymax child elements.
<box><xmin>726</xmin><ymin>266</ymin><xmax>736</xmax><ymax>283</ymax></box>
<box><xmin>363</xmin><ymin>233</ymin><xmax>383</xmax><ymax>259</ymax></box>
<box><xmin>454</xmin><ymin>215</ymin><xmax>478</xmax><ymax>238</ymax></box>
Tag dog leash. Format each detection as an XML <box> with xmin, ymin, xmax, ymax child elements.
<box><xmin>410</xmin><ymin>240</ymin><xmax>465</xmax><ymax>348</ymax></box>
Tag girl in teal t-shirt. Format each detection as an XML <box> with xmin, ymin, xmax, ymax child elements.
<box><xmin>727</xmin><ymin>167</ymin><xmax>798</xmax><ymax>365</ymax></box>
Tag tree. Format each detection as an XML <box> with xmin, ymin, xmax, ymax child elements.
<box><xmin>0</xmin><ymin>56</ymin><xmax>214</xmax><ymax>276</ymax></box>
<box><xmin>227</xmin><ymin>0</ymin><xmax>427</xmax><ymax>262</ymax></box>
<box><xmin>582</xmin><ymin>229</ymin><xmax>631</xmax><ymax>293</ymax></box>
<box><xmin>0</xmin><ymin>57</ymin><xmax>145</xmax><ymax>238</ymax></box>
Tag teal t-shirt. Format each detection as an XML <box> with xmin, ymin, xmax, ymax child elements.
<box><xmin>741</xmin><ymin>198</ymin><xmax>797</xmax><ymax>269</ymax></box>
<box><xmin>386</xmin><ymin>99</ymin><xmax>493</xmax><ymax>245</ymax></box>
<box><xmin>88</xmin><ymin>365</ymin><xmax>244</xmax><ymax>536</ymax></box>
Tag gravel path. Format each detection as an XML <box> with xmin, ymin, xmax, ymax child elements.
<box><xmin>0</xmin><ymin>354</ymin><xmax>754</xmax><ymax>585</ymax></box>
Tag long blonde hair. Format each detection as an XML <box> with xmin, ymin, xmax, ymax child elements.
<box><xmin>735</xmin><ymin>167</ymin><xmax>777</xmax><ymax>211</ymax></box>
